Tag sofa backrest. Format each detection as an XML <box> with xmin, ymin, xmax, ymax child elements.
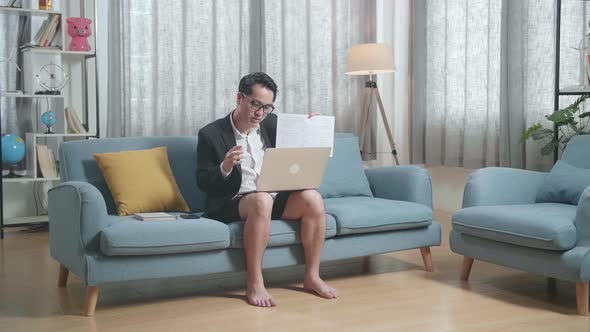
<box><xmin>59</xmin><ymin>133</ymin><xmax>370</xmax><ymax>214</ymax></box>
<box><xmin>60</xmin><ymin>136</ymin><xmax>206</xmax><ymax>214</ymax></box>
<box><xmin>562</xmin><ymin>135</ymin><xmax>590</xmax><ymax>168</ymax></box>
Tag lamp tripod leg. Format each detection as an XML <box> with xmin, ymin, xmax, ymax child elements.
<box><xmin>374</xmin><ymin>87</ymin><xmax>400</xmax><ymax>165</ymax></box>
<box><xmin>358</xmin><ymin>87</ymin><xmax>372</xmax><ymax>157</ymax></box>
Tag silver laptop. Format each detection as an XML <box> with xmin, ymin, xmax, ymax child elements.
<box><xmin>255</xmin><ymin>147</ymin><xmax>331</xmax><ymax>192</ymax></box>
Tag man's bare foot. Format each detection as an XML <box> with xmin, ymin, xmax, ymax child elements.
<box><xmin>303</xmin><ymin>277</ymin><xmax>338</xmax><ymax>299</ymax></box>
<box><xmin>246</xmin><ymin>283</ymin><xmax>277</xmax><ymax>307</ymax></box>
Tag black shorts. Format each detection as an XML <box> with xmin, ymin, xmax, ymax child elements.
<box><xmin>212</xmin><ymin>191</ymin><xmax>293</xmax><ymax>223</ymax></box>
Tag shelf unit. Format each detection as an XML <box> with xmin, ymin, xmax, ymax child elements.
<box><xmin>0</xmin><ymin>0</ymin><xmax>99</xmax><ymax>238</ymax></box>
<box><xmin>1</xmin><ymin>92</ymin><xmax>65</xmax><ymax>98</ymax></box>
<box><xmin>0</xmin><ymin>6</ymin><xmax>62</xmax><ymax>16</ymax></box>
<box><xmin>554</xmin><ymin>0</ymin><xmax>590</xmax><ymax>162</ymax></box>
<box><xmin>22</xmin><ymin>48</ymin><xmax>94</xmax><ymax>56</ymax></box>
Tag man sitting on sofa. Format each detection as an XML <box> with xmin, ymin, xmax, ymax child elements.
<box><xmin>196</xmin><ymin>72</ymin><xmax>338</xmax><ymax>307</ymax></box>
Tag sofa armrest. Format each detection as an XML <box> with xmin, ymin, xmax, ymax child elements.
<box><xmin>576</xmin><ymin>186</ymin><xmax>590</xmax><ymax>245</ymax></box>
<box><xmin>48</xmin><ymin>181</ymin><xmax>113</xmax><ymax>282</ymax></box>
<box><xmin>365</xmin><ymin>166</ymin><xmax>433</xmax><ymax>208</ymax></box>
<box><xmin>462</xmin><ymin>167</ymin><xmax>546</xmax><ymax>208</ymax></box>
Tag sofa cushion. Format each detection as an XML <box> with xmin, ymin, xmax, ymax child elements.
<box><xmin>324</xmin><ymin>196</ymin><xmax>433</xmax><ymax>236</ymax></box>
<box><xmin>536</xmin><ymin>160</ymin><xmax>590</xmax><ymax>205</ymax></box>
<box><xmin>318</xmin><ymin>135</ymin><xmax>373</xmax><ymax>198</ymax></box>
<box><xmin>227</xmin><ymin>214</ymin><xmax>338</xmax><ymax>248</ymax></box>
<box><xmin>94</xmin><ymin>146</ymin><xmax>190</xmax><ymax>215</ymax></box>
<box><xmin>100</xmin><ymin>215</ymin><xmax>230</xmax><ymax>256</ymax></box>
<box><xmin>452</xmin><ymin>203</ymin><xmax>577</xmax><ymax>251</ymax></box>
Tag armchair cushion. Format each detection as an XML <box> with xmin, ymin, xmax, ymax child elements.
<box><xmin>453</xmin><ymin>203</ymin><xmax>578</xmax><ymax>251</ymax></box>
<box><xmin>100</xmin><ymin>216</ymin><xmax>230</xmax><ymax>256</ymax></box>
<box><xmin>227</xmin><ymin>215</ymin><xmax>338</xmax><ymax>248</ymax></box>
<box><xmin>325</xmin><ymin>196</ymin><xmax>433</xmax><ymax>235</ymax></box>
<box><xmin>536</xmin><ymin>160</ymin><xmax>590</xmax><ymax>205</ymax></box>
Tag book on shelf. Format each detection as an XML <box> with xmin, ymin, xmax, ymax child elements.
<box><xmin>3</xmin><ymin>0</ymin><xmax>22</xmax><ymax>8</ymax></box>
<box><xmin>133</xmin><ymin>212</ymin><xmax>178</xmax><ymax>221</ymax></box>
<box><xmin>22</xmin><ymin>13</ymin><xmax>61</xmax><ymax>49</ymax></box>
<box><xmin>49</xmin><ymin>30</ymin><xmax>61</xmax><ymax>48</ymax></box>
<box><xmin>36</xmin><ymin>144</ymin><xmax>58</xmax><ymax>178</ymax></box>
<box><xmin>65</xmin><ymin>107</ymin><xmax>87</xmax><ymax>134</ymax></box>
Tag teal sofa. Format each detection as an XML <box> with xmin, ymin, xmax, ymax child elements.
<box><xmin>49</xmin><ymin>134</ymin><xmax>441</xmax><ymax>316</ymax></box>
<box><xmin>450</xmin><ymin>135</ymin><xmax>590</xmax><ymax>315</ymax></box>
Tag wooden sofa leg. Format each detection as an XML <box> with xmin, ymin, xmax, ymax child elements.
<box><xmin>419</xmin><ymin>247</ymin><xmax>434</xmax><ymax>272</ymax></box>
<box><xmin>58</xmin><ymin>264</ymin><xmax>69</xmax><ymax>288</ymax></box>
<box><xmin>460</xmin><ymin>256</ymin><xmax>474</xmax><ymax>281</ymax></box>
<box><xmin>84</xmin><ymin>286</ymin><xmax>99</xmax><ymax>317</ymax></box>
<box><xmin>576</xmin><ymin>282</ymin><xmax>589</xmax><ymax>316</ymax></box>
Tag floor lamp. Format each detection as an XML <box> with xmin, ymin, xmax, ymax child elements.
<box><xmin>346</xmin><ymin>43</ymin><xmax>399</xmax><ymax>165</ymax></box>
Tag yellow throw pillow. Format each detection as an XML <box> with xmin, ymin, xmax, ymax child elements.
<box><xmin>94</xmin><ymin>146</ymin><xmax>190</xmax><ymax>216</ymax></box>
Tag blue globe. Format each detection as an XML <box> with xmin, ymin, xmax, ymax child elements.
<box><xmin>41</xmin><ymin>111</ymin><xmax>57</xmax><ymax>128</ymax></box>
<box><xmin>2</xmin><ymin>134</ymin><xmax>25</xmax><ymax>165</ymax></box>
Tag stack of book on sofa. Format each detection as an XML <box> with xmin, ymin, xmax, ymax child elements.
<box><xmin>133</xmin><ymin>212</ymin><xmax>177</xmax><ymax>221</ymax></box>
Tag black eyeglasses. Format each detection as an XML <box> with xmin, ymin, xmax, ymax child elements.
<box><xmin>241</xmin><ymin>93</ymin><xmax>275</xmax><ymax>114</ymax></box>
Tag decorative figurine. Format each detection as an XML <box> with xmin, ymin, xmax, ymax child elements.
<box><xmin>67</xmin><ymin>17</ymin><xmax>92</xmax><ymax>52</ymax></box>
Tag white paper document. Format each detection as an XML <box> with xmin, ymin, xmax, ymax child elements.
<box><xmin>276</xmin><ymin>114</ymin><xmax>335</xmax><ymax>156</ymax></box>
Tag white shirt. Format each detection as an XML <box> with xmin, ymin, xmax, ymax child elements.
<box><xmin>220</xmin><ymin>111</ymin><xmax>265</xmax><ymax>195</ymax></box>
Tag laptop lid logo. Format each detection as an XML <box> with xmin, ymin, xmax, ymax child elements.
<box><xmin>289</xmin><ymin>163</ymin><xmax>300</xmax><ymax>174</ymax></box>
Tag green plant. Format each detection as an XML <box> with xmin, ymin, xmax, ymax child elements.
<box><xmin>520</xmin><ymin>94</ymin><xmax>590</xmax><ymax>155</ymax></box>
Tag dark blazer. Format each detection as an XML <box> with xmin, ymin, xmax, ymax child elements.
<box><xmin>196</xmin><ymin>112</ymin><xmax>277</xmax><ymax>217</ymax></box>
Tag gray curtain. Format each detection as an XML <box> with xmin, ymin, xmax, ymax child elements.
<box><xmin>108</xmin><ymin>0</ymin><xmax>253</xmax><ymax>137</ymax></box>
<box><xmin>263</xmin><ymin>0</ymin><xmax>374</xmax><ymax>134</ymax></box>
<box><xmin>108</xmin><ymin>0</ymin><xmax>374</xmax><ymax>138</ymax></box>
<box><xmin>412</xmin><ymin>0</ymin><xmax>590</xmax><ymax>171</ymax></box>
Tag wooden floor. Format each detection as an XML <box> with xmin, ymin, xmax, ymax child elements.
<box><xmin>1</xmin><ymin>211</ymin><xmax>590</xmax><ymax>332</ymax></box>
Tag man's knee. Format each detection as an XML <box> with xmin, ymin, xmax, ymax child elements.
<box><xmin>244</xmin><ymin>192</ymin><xmax>273</xmax><ymax>219</ymax></box>
<box><xmin>300</xmin><ymin>190</ymin><xmax>325</xmax><ymax>214</ymax></box>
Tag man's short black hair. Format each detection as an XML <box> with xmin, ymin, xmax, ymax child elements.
<box><xmin>238</xmin><ymin>72</ymin><xmax>278</xmax><ymax>102</ymax></box>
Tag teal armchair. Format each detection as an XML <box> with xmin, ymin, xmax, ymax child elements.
<box><xmin>450</xmin><ymin>135</ymin><xmax>590</xmax><ymax>315</ymax></box>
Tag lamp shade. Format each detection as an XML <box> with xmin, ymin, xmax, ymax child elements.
<box><xmin>346</xmin><ymin>43</ymin><xmax>395</xmax><ymax>75</ymax></box>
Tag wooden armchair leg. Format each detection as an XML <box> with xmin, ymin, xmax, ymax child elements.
<box><xmin>419</xmin><ymin>247</ymin><xmax>434</xmax><ymax>272</ymax></box>
<box><xmin>460</xmin><ymin>256</ymin><xmax>474</xmax><ymax>281</ymax></box>
<box><xmin>576</xmin><ymin>282</ymin><xmax>589</xmax><ymax>316</ymax></box>
<box><xmin>58</xmin><ymin>264</ymin><xmax>69</xmax><ymax>288</ymax></box>
<box><xmin>84</xmin><ymin>286</ymin><xmax>99</xmax><ymax>317</ymax></box>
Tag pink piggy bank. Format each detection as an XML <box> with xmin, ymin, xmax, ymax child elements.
<box><xmin>66</xmin><ymin>17</ymin><xmax>92</xmax><ymax>52</ymax></box>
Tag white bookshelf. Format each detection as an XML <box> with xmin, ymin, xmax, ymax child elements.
<box><xmin>1</xmin><ymin>0</ymin><xmax>98</xmax><ymax>233</ymax></box>
<box><xmin>0</xmin><ymin>92</ymin><xmax>64</xmax><ymax>98</ymax></box>
<box><xmin>32</xmin><ymin>133</ymin><xmax>95</xmax><ymax>137</ymax></box>
<box><xmin>559</xmin><ymin>86</ymin><xmax>590</xmax><ymax>95</ymax></box>
<box><xmin>0</xmin><ymin>6</ymin><xmax>61</xmax><ymax>16</ymax></box>
<box><xmin>22</xmin><ymin>47</ymin><xmax>95</xmax><ymax>56</ymax></box>
<box><xmin>5</xmin><ymin>216</ymin><xmax>49</xmax><ymax>224</ymax></box>
<box><xmin>3</xmin><ymin>175</ymin><xmax>59</xmax><ymax>183</ymax></box>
